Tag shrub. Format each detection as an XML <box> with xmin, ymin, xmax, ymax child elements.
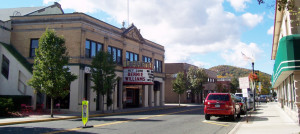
<box><xmin>0</xmin><ymin>95</ymin><xmax>31</xmax><ymax>111</ymax></box>
<box><xmin>0</xmin><ymin>98</ymin><xmax>14</xmax><ymax>116</ymax></box>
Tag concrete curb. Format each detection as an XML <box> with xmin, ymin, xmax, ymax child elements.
<box><xmin>228</xmin><ymin>116</ymin><xmax>246</xmax><ymax>134</ymax></box>
<box><xmin>0</xmin><ymin>106</ymin><xmax>180</xmax><ymax>126</ymax></box>
<box><xmin>228</xmin><ymin>110</ymin><xmax>254</xmax><ymax>134</ymax></box>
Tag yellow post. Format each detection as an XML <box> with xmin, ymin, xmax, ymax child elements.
<box><xmin>82</xmin><ymin>100</ymin><xmax>89</xmax><ymax>126</ymax></box>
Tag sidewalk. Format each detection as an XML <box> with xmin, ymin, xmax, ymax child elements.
<box><xmin>229</xmin><ymin>102</ymin><xmax>300</xmax><ymax>134</ymax></box>
<box><xmin>0</xmin><ymin>103</ymin><xmax>191</xmax><ymax>126</ymax></box>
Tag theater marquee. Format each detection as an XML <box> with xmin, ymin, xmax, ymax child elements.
<box><xmin>123</xmin><ymin>67</ymin><xmax>154</xmax><ymax>85</ymax></box>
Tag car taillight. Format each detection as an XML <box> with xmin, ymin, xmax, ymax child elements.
<box><xmin>225</xmin><ymin>102</ymin><xmax>231</xmax><ymax>109</ymax></box>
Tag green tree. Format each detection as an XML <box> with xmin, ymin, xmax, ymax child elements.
<box><xmin>257</xmin><ymin>0</ymin><xmax>295</xmax><ymax>11</ymax></box>
<box><xmin>260</xmin><ymin>74</ymin><xmax>272</xmax><ymax>94</ymax></box>
<box><xmin>230</xmin><ymin>78</ymin><xmax>239</xmax><ymax>93</ymax></box>
<box><xmin>172</xmin><ymin>72</ymin><xmax>188</xmax><ymax>106</ymax></box>
<box><xmin>261</xmin><ymin>88</ymin><xmax>270</xmax><ymax>95</ymax></box>
<box><xmin>91</xmin><ymin>51</ymin><xmax>116</xmax><ymax>112</ymax></box>
<box><xmin>28</xmin><ymin>29</ymin><xmax>77</xmax><ymax>117</ymax></box>
<box><xmin>187</xmin><ymin>67</ymin><xmax>208</xmax><ymax>103</ymax></box>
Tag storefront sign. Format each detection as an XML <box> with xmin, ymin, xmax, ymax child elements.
<box><xmin>239</xmin><ymin>77</ymin><xmax>249</xmax><ymax>89</ymax></box>
<box><xmin>123</xmin><ymin>67</ymin><xmax>154</xmax><ymax>85</ymax></box>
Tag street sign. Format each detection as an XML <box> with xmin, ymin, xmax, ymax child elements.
<box><xmin>239</xmin><ymin>77</ymin><xmax>250</xmax><ymax>89</ymax></box>
<box><xmin>82</xmin><ymin>100</ymin><xmax>89</xmax><ymax>126</ymax></box>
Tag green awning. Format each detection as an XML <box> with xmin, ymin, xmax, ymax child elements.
<box><xmin>272</xmin><ymin>34</ymin><xmax>300</xmax><ymax>88</ymax></box>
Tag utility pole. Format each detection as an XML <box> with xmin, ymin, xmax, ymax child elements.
<box><xmin>252</xmin><ymin>62</ymin><xmax>256</xmax><ymax>111</ymax></box>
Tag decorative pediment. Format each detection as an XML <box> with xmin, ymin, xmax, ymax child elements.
<box><xmin>122</xmin><ymin>24</ymin><xmax>144</xmax><ymax>43</ymax></box>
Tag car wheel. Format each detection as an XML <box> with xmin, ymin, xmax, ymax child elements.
<box><xmin>205</xmin><ymin>114</ymin><xmax>210</xmax><ymax>120</ymax></box>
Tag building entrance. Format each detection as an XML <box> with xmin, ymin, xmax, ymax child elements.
<box><xmin>126</xmin><ymin>87</ymin><xmax>140</xmax><ymax>108</ymax></box>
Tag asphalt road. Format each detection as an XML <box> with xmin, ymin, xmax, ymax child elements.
<box><xmin>0</xmin><ymin>105</ymin><xmax>242</xmax><ymax>134</ymax></box>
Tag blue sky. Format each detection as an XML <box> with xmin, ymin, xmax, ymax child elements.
<box><xmin>1</xmin><ymin>0</ymin><xmax>276</xmax><ymax>75</ymax></box>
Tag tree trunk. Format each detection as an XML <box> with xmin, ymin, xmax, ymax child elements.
<box><xmin>200</xmin><ymin>83</ymin><xmax>203</xmax><ymax>104</ymax></box>
<box><xmin>51</xmin><ymin>98</ymin><xmax>53</xmax><ymax>118</ymax></box>
<box><xmin>96</xmin><ymin>93</ymin><xmax>99</xmax><ymax>110</ymax></box>
<box><xmin>102</xmin><ymin>95</ymin><xmax>105</xmax><ymax>113</ymax></box>
<box><xmin>197</xmin><ymin>94</ymin><xmax>199</xmax><ymax>104</ymax></box>
<box><xmin>179</xmin><ymin>94</ymin><xmax>181</xmax><ymax>107</ymax></box>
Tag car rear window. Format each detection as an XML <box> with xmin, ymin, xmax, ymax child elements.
<box><xmin>207</xmin><ymin>94</ymin><xmax>229</xmax><ymax>101</ymax></box>
<box><xmin>235</xmin><ymin>94</ymin><xmax>242</xmax><ymax>97</ymax></box>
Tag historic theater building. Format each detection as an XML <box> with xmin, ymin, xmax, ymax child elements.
<box><xmin>0</xmin><ymin>3</ymin><xmax>165</xmax><ymax>112</ymax></box>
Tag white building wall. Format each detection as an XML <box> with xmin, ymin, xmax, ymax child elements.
<box><xmin>154</xmin><ymin>77</ymin><xmax>165</xmax><ymax>106</ymax></box>
<box><xmin>143</xmin><ymin>85</ymin><xmax>149</xmax><ymax>107</ymax></box>
<box><xmin>69</xmin><ymin>66</ymin><xmax>81</xmax><ymax>112</ymax></box>
<box><xmin>0</xmin><ymin>44</ymin><xmax>34</xmax><ymax>106</ymax></box>
<box><xmin>276</xmin><ymin>72</ymin><xmax>300</xmax><ymax>124</ymax></box>
<box><xmin>89</xmin><ymin>81</ymin><xmax>97</xmax><ymax>111</ymax></box>
<box><xmin>0</xmin><ymin>21</ymin><xmax>11</xmax><ymax>44</ymax></box>
<box><xmin>0</xmin><ymin>44</ymin><xmax>33</xmax><ymax>95</ymax></box>
<box><xmin>29</xmin><ymin>6</ymin><xmax>63</xmax><ymax>16</ymax></box>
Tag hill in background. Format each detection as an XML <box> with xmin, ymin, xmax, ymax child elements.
<box><xmin>209</xmin><ymin>65</ymin><xmax>271</xmax><ymax>79</ymax></box>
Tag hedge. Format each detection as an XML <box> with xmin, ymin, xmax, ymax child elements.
<box><xmin>0</xmin><ymin>95</ymin><xmax>32</xmax><ymax>111</ymax></box>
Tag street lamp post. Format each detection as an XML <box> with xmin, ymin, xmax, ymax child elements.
<box><xmin>252</xmin><ymin>62</ymin><xmax>256</xmax><ymax>111</ymax></box>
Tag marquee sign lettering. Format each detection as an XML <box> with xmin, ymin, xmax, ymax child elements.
<box><xmin>123</xmin><ymin>67</ymin><xmax>154</xmax><ymax>85</ymax></box>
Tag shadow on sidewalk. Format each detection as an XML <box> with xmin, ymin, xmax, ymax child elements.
<box><xmin>250</xmin><ymin>111</ymin><xmax>263</xmax><ymax>115</ymax></box>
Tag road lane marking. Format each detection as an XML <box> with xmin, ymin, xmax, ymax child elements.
<box><xmin>43</xmin><ymin>107</ymin><xmax>202</xmax><ymax>134</ymax></box>
<box><xmin>202</xmin><ymin>120</ymin><xmax>230</xmax><ymax>127</ymax></box>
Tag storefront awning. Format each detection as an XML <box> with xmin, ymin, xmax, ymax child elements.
<box><xmin>272</xmin><ymin>34</ymin><xmax>300</xmax><ymax>88</ymax></box>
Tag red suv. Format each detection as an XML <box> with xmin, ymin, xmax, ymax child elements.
<box><xmin>204</xmin><ymin>93</ymin><xmax>241</xmax><ymax>121</ymax></box>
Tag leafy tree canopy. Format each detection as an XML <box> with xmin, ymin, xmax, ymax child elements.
<box><xmin>28</xmin><ymin>29</ymin><xmax>77</xmax><ymax>99</ymax></box>
<box><xmin>210</xmin><ymin>65</ymin><xmax>272</xmax><ymax>93</ymax></box>
<box><xmin>257</xmin><ymin>0</ymin><xmax>295</xmax><ymax>11</ymax></box>
<box><xmin>187</xmin><ymin>67</ymin><xmax>208</xmax><ymax>94</ymax></box>
<box><xmin>28</xmin><ymin>29</ymin><xmax>77</xmax><ymax>117</ymax></box>
<box><xmin>91</xmin><ymin>50</ymin><xmax>117</xmax><ymax>107</ymax></box>
<box><xmin>172</xmin><ymin>72</ymin><xmax>188</xmax><ymax>95</ymax></box>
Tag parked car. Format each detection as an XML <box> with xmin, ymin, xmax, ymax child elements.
<box><xmin>204</xmin><ymin>93</ymin><xmax>241</xmax><ymax>121</ymax></box>
<box><xmin>235</xmin><ymin>92</ymin><xmax>253</xmax><ymax>110</ymax></box>
<box><xmin>259</xmin><ymin>95</ymin><xmax>269</xmax><ymax>102</ymax></box>
<box><xmin>236</xmin><ymin>96</ymin><xmax>247</xmax><ymax>115</ymax></box>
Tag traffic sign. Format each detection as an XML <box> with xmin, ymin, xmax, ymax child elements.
<box><xmin>82</xmin><ymin>100</ymin><xmax>89</xmax><ymax>126</ymax></box>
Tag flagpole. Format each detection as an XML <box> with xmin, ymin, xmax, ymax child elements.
<box><xmin>127</xmin><ymin>0</ymin><xmax>129</xmax><ymax>27</ymax></box>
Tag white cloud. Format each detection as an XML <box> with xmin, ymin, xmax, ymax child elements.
<box><xmin>44</xmin><ymin>0</ymin><xmax>265</xmax><ymax>68</ymax></box>
<box><xmin>242</xmin><ymin>13</ymin><xmax>264</xmax><ymax>28</ymax></box>
<box><xmin>226</xmin><ymin>0</ymin><xmax>251</xmax><ymax>12</ymax></box>
<box><xmin>267</xmin><ymin>26</ymin><xmax>274</xmax><ymax>35</ymax></box>
<box><xmin>221</xmin><ymin>42</ymin><xmax>263</xmax><ymax>67</ymax></box>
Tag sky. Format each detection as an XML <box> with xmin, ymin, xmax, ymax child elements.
<box><xmin>0</xmin><ymin>0</ymin><xmax>276</xmax><ymax>75</ymax></box>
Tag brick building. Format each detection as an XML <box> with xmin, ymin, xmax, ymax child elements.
<box><xmin>165</xmin><ymin>63</ymin><xmax>217</xmax><ymax>104</ymax></box>
<box><xmin>216</xmin><ymin>78</ymin><xmax>232</xmax><ymax>93</ymax></box>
